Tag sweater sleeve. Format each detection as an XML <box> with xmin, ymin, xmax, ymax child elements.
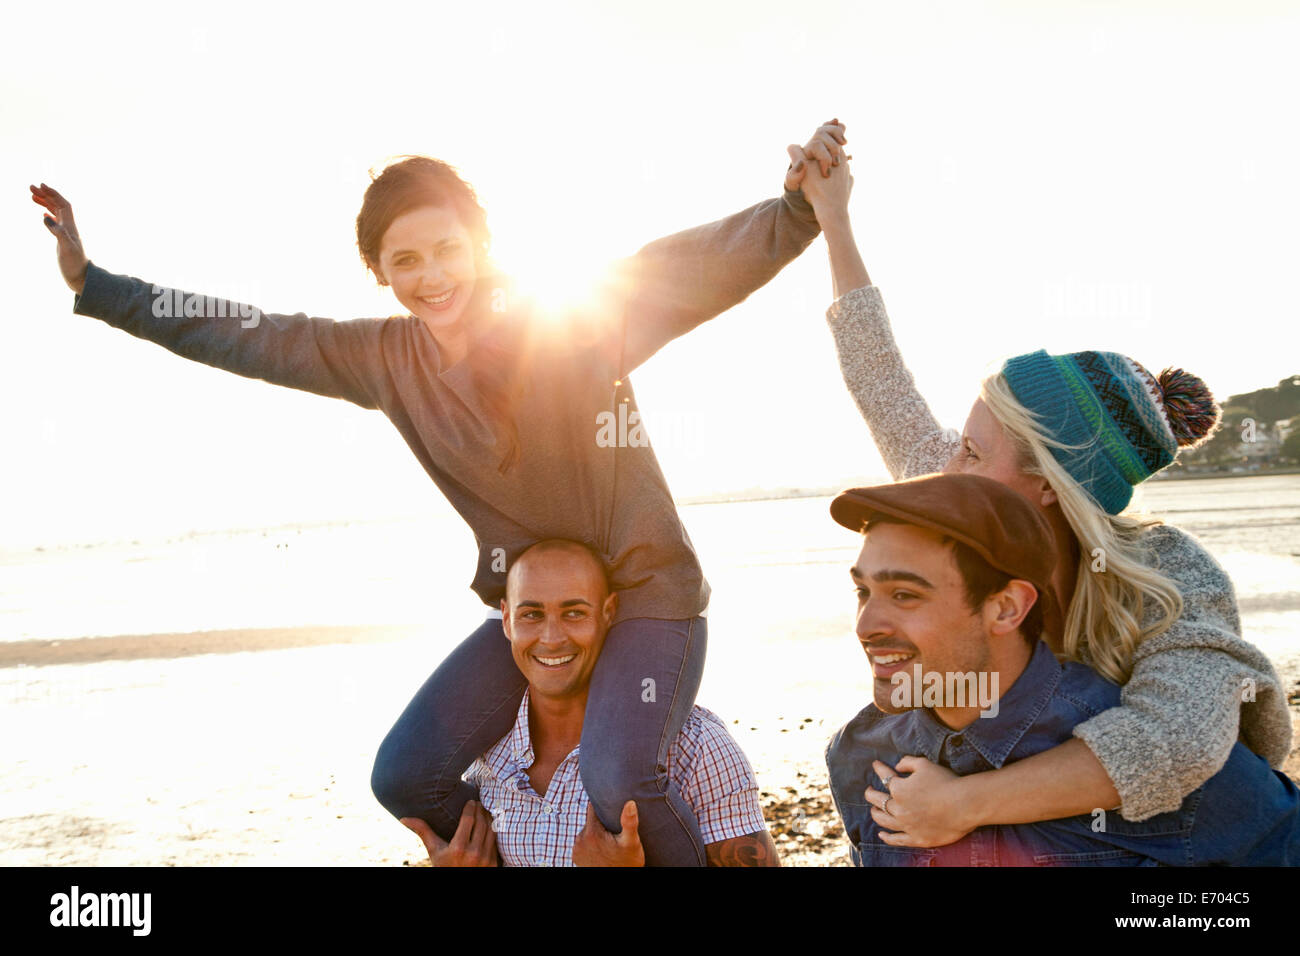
<box><xmin>824</xmin><ymin>286</ymin><xmax>959</xmax><ymax>479</ymax></box>
<box><xmin>609</xmin><ymin>189</ymin><xmax>822</xmax><ymax>375</ymax></box>
<box><xmin>1070</xmin><ymin>525</ymin><xmax>1294</xmax><ymax>821</ymax></box>
<box><xmin>73</xmin><ymin>262</ymin><xmax>389</xmax><ymax>410</ymax></box>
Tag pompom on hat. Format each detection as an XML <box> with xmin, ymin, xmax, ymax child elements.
<box><xmin>1000</xmin><ymin>350</ymin><xmax>1220</xmax><ymax>515</ymax></box>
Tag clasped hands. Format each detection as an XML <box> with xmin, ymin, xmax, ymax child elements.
<box><xmin>401</xmin><ymin>797</ymin><xmax>645</xmax><ymax>867</ymax></box>
<box><xmin>785</xmin><ymin>118</ymin><xmax>854</xmax><ymax>219</ymax></box>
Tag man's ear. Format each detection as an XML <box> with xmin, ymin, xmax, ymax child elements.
<box><xmin>602</xmin><ymin>590</ymin><xmax>618</xmax><ymax>628</ymax></box>
<box><xmin>500</xmin><ymin>600</ymin><xmax>512</xmax><ymax>640</ymax></box>
<box><xmin>986</xmin><ymin>580</ymin><xmax>1038</xmax><ymax>637</ymax></box>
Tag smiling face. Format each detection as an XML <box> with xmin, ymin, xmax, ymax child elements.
<box><xmin>851</xmin><ymin>522</ymin><xmax>992</xmax><ymax>714</ymax></box>
<box><xmin>375</xmin><ymin>204</ymin><xmax>479</xmax><ymax>341</ymax></box>
<box><xmin>502</xmin><ymin>542</ymin><xmax>618</xmax><ymax>704</ymax></box>
<box><xmin>944</xmin><ymin>397</ymin><xmax>1057</xmax><ymax>510</ymax></box>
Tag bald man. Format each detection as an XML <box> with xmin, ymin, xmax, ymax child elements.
<box><xmin>401</xmin><ymin>539</ymin><xmax>779</xmax><ymax>867</ymax></box>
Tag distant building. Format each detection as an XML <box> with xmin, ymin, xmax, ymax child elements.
<box><xmin>1235</xmin><ymin>422</ymin><xmax>1281</xmax><ymax>462</ymax></box>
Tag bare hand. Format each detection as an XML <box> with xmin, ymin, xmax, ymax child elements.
<box><xmin>571</xmin><ymin>800</ymin><xmax>645</xmax><ymax>867</ymax></box>
<box><xmin>784</xmin><ymin>118</ymin><xmax>849</xmax><ymax>191</ymax></box>
<box><xmin>866</xmin><ymin>756</ymin><xmax>976</xmax><ymax>848</ymax></box>
<box><xmin>400</xmin><ymin>800</ymin><xmax>499</xmax><ymax>867</ymax></box>
<box><xmin>30</xmin><ymin>183</ymin><xmax>89</xmax><ymax>295</ymax></box>
<box><xmin>794</xmin><ymin>149</ymin><xmax>854</xmax><ymax>223</ymax></box>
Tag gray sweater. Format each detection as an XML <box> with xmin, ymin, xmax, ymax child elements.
<box><xmin>73</xmin><ymin>190</ymin><xmax>821</xmax><ymax>624</ymax></box>
<box><xmin>826</xmin><ymin>285</ymin><xmax>1294</xmax><ymax>821</ymax></box>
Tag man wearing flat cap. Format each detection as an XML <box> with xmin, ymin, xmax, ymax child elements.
<box><xmin>825</xmin><ymin>472</ymin><xmax>1300</xmax><ymax>866</ymax></box>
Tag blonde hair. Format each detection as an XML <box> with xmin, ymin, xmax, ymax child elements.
<box><xmin>980</xmin><ymin>373</ymin><xmax>1183</xmax><ymax>683</ymax></box>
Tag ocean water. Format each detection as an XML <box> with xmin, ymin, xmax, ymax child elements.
<box><xmin>3</xmin><ymin>474</ymin><xmax>1297</xmax><ymax>636</ymax></box>
<box><xmin>1</xmin><ymin>475</ymin><xmax>1296</xmax><ymax>865</ymax></box>
<box><xmin>1</xmin><ymin>474</ymin><xmax>1296</xmax><ymax>713</ymax></box>
<box><xmin>695</xmin><ymin>475</ymin><xmax>1300</xmax><ymax>722</ymax></box>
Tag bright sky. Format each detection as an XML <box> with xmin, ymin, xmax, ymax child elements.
<box><xmin>3</xmin><ymin>0</ymin><xmax>1298</xmax><ymax>549</ymax></box>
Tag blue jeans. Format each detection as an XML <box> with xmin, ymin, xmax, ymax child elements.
<box><xmin>371</xmin><ymin>613</ymin><xmax>709</xmax><ymax>866</ymax></box>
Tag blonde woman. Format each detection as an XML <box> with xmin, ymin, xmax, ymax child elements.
<box><xmin>787</xmin><ymin>127</ymin><xmax>1293</xmax><ymax>846</ymax></box>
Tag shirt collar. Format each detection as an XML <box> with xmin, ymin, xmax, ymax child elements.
<box><xmin>914</xmin><ymin>641</ymin><xmax>1064</xmax><ymax>769</ymax></box>
<box><xmin>482</xmin><ymin>688</ymin><xmax>536</xmax><ymax>779</ymax></box>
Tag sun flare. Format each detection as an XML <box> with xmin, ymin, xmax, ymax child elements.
<box><xmin>493</xmin><ymin>236</ymin><xmax>623</xmax><ymax>332</ymax></box>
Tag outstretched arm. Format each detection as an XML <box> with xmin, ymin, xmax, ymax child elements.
<box><xmin>33</xmin><ymin>184</ymin><xmax>390</xmax><ymax>411</ymax></box>
<box><xmin>611</xmin><ymin>192</ymin><xmax>819</xmax><ymax>375</ymax></box>
<box><xmin>785</xmin><ymin>137</ymin><xmax>870</xmax><ymax>300</ymax></box>
<box><xmin>604</xmin><ymin>125</ymin><xmax>855</xmax><ymax>375</ymax></box>
<box><xmin>864</xmin><ymin>742</ymin><xmax>1120</xmax><ymax>848</ymax></box>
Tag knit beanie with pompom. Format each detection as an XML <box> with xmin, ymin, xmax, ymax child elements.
<box><xmin>1000</xmin><ymin>350</ymin><xmax>1220</xmax><ymax>515</ymax></box>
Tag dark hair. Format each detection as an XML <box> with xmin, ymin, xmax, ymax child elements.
<box><xmin>865</xmin><ymin>516</ymin><xmax>1043</xmax><ymax>645</ymax></box>
<box><xmin>355</xmin><ymin>156</ymin><xmax>525</xmax><ymax>473</ymax></box>
<box><xmin>356</xmin><ymin>156</ymin><xmax>490</xmax><ymax>278</ymax></box>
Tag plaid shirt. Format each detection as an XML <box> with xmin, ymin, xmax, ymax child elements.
<box><xmin>465</xmin><ymin>691</ymin><xmax>768</xmax><ymax>866</ymax></box>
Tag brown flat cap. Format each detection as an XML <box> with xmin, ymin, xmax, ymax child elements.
<box><xmin>830</xmin><ymin>472</ymin><xmax>1063</xmax><ymax>643</ymax></box>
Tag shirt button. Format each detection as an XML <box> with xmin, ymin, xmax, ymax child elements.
<box><xmin>543</xmin><ymin>804</ymin><xmax>554</xmax><ymax>814</ymax></box>
<box><xmin>950</xmin><ymin>734</ymin><xmax>964</xmax><ymax>748</ymax></box>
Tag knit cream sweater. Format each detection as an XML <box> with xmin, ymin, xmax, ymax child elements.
<box><xmin>826</xmin><ymin>285</ymin><xmax>1294</xmax><ymax>821</ymax></box>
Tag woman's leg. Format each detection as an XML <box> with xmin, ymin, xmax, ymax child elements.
<box><xmin>370</xmin><ymin>613</ymin><xmax>527</xmax><ymax>842</ymax></box>
<box><xmin>579</xmin><ymin>615</ymin><xmax>708</xmax><ymax>867</ymax></box>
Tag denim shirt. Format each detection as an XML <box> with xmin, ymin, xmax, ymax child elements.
<box><xmin>826</xmin><ymin>641</ymin><xmax>1300</xmax><ymax>866</ymax></box>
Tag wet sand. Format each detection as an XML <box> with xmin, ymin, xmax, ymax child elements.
<box><xmin>0</xmin><ymin>625</ymin><xmax>424</xmax><ymax>668</ymax></box>
<box><xmin>3</xmin><ymin>625</ymin><xmax>1295</xmax><ymax>867</ymax></box>
<box><xmin>1</xmin><ymin>627</ymin><xmax>855</xmax><ymax>866</ymax></box>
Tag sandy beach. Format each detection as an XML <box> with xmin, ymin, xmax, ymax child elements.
<box><xmin>0</xmin><ymin>625</ymin><xmax>857</xmax><ymax>866</ymax></box>
<box><xmin>3</xmin><ymin>479</ymin><xmax>1298</xmax><ymax>866</ymax></box>
<box><xmin>2</xmin><ymin>619</ymin><xmax>1296</xmax><ymax>868</ymax></box>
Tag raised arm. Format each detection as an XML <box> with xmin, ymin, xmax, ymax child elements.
<box><xmin>602</xmin><ymin>124</ymin><xmax>879</xmax><ymax>376</ymax></box>
<box><xmin>609</xmin><ymin>187</ymin><xmax>820</xmax><ymax>375</ymax></box>
<box><xmin>792</xmin><ymin>161</ymin><xmax>959</xmax><ymax>478</ymax></box>
<box><xmin>33</xmin><ymin>184</ymin><xmax>390</xmax><ymax>411</ymax></box>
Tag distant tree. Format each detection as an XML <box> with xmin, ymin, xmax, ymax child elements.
<box><xmin>1165</xmin><ymin>373</ymin><xmax>1299</xmax><ymax>467</ymax></box>
<box><xmin>1242</xmin><ymin>375</ymin><xmax>1300</xmax><ymax>423</ymax></box>
<box><xmin>1186</xmin><ymin>403</ymin><xmax>1255</xmax><ymax>465</ymax></box>
<box><xmin>1282</xmin><ymin>430</ymin><xmax>1300</xmax><ymax>465</ymax></box>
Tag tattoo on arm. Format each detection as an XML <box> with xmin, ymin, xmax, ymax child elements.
<box><xmin>705</xmin><ymin>830</ymin><xmax>781</xmax><ymax>867</ymax></box>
